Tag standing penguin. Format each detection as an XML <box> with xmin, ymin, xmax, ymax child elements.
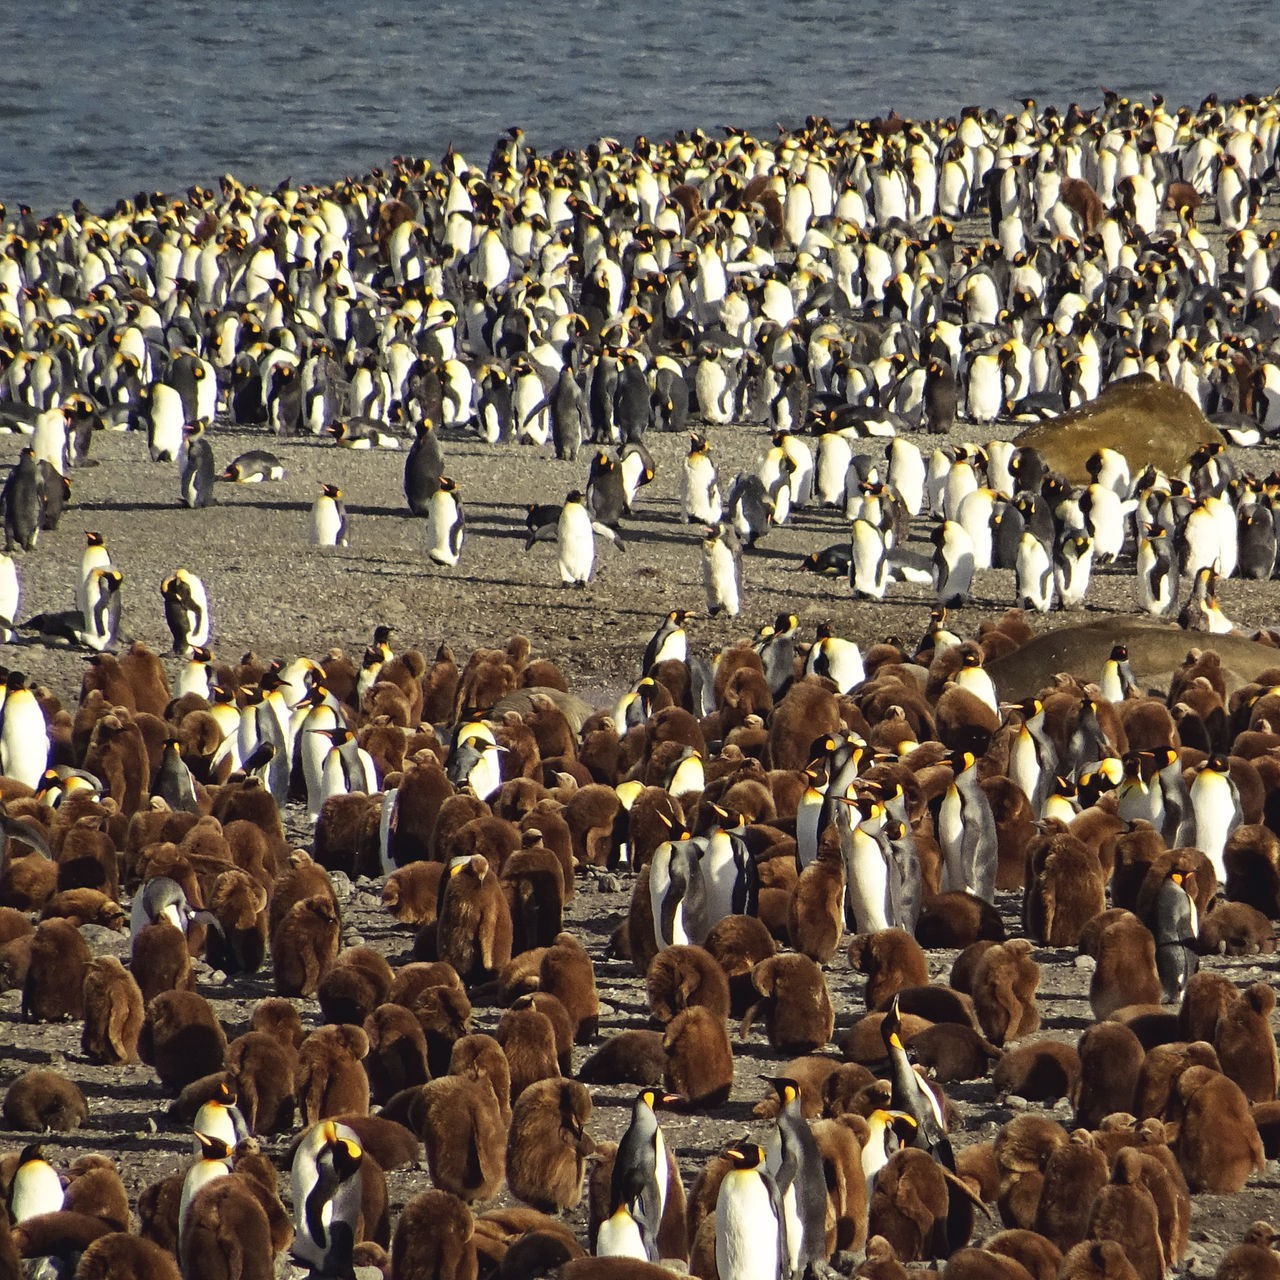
<box><xmin>311</xmin><ymin>483</ymin><xmax>348</xmax><ymax>547</ymax></box>
<box><xmin>763</xmin><ymin>1078</ymin><xmax>827</xmax><ymax>1277</ymax></box>
<box><xmin>556</xmin><ymin>490</ymin><xmax>596</xmax><ymax>587</ymax></box>
<box><xmin>937</xmin><ymin>749</ymin><xmax>997</xmax><ymax>901</ymax></box>
<box><xmin>608</xmin><ymin>1088</ymin><xmax>671</xmax><ymax>1262</ymax></box>
<box><xmin>177</xmin><ymin>1133</ymin><xmax>233</xmax><ymax>1238</ymax></box>
<box><xmin>642</xmin><ymin>610</ymin><xmax>692</xmax><ymax>672</ymax></box>
<box><xmin>703</xmin><ymin>522</ymin><xmax>743</xmax><ymax>618</ymax></box>
<box><xmin>715</xmin><ymin>1141</ymin><xmax>786</xmax><ymax>1280</ymax></box>
<box><xmin>0</xmin><ymin>670</ymin><xmax>50</xmax><ymax>789</ymax></box>
<box><xmin>0</xmin><ymin>552</ymin><xmax>18</xmax><ymax>641</ymax></box>
<box><xmin>291</xmin><ymin>1120</ymin><xmax>364</xmax><ymax>1277</ymax></box>
<box><xmin>682</xmin><ymin>434</ymin><xmax>723</xmax><ymax>524</ymax></box>
<box><xmin>931</xmin><ymin>520</ymin><xmax>975</xmax><ymax>607</ymax></box>
<box><xmin>1015</xmin><ymin>527</ymin><xmax>1054</xmax><ymax>613</ymax></box>
<box><xmin>1190</xmin><ymin>754</ymin><xmax>1243</xmax><ymax>883</ymax></box>
<box><xmin>1</xmin><ymin>449</ymin><xmax>41</xmax><ymax>552</ymax></box>
<box><xmin>179</xmin><ymin>421</ymin><xmax>216</xmax><ymax>509</ymax></box>
<box><xmin>426</xmin><ymin>476</ymin><xmax>466</xmax><ymax>567</ymax></box>
<box><xmin>1100</xmin><ymin>644</ymin><xmax>1138</xmax><ymax>703</ymax></box>
<box><xmin>77</xmin><ymin>531</ymin><xmax>111</xmax><ymax>617</ymax></box>
<box><xmin>162</xmin><ymin>569</ymin><xmax>211</xmax><ymax>655</ymax></box>
<box><xmin>1135</xmin><ymin>523</ymin><xmax>1178</xmax><ymax>616</ymax></box>
<box><xmin>1150</xmin><ymin>870</ymin><xmax>1199</xmax><ymax>1003</ymax></box>
<box><xmin>78</xmin><ymin>567</ymin><xmax>124</xmax><ymax>651</ymax></box>
<box><xmin>403</xmin><ymin>419</ymin><xmax>445</xmax><ymax>516</ymax></box>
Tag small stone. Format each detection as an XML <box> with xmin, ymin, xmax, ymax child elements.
<box><xmin>329</xmin><ymin>871</ymin><xmax>354</xmax><ymax>899</ymax></box>
<box><xmin>596</xmin><ymin>874</ymin><xmax>622</xmax><ymax>893</ymax></box>
<box><xmin>344</xmin><ymin>933</ymin><xmax>365</xmax><ymax>948</ymax></box>
<box><xmin>1074</xmin><ymin>954</ymin><xmax>1096</xmax><ymax>971</ymax></box>
<box><xmin>356</xmin><ymin>876</ymin><xmax>379</xmax><ymax>890</ymax></box>
<box><xmin>205</xmin><ymin>970</ymin><xmax>227</xmax><ymax>986</ymax></box>
<box><xmin>1006</xmin><ymin>1095</ymin><xmax>1029</xmax><ymax>1111</ymax></box>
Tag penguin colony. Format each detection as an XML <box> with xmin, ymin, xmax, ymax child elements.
<box><xmin>4</xmin><ymin>603</ymin><xmax>1280</xmax><ymax>1278</ymax></box>
<box><xmin>1</xmin><ymin>89</ymin><xmax>1280</xmax><ymax>1280</ymax></box>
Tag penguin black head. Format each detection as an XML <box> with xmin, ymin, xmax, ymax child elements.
<box><xmin>1110</xmin><ymin>644</ymin><xmax>1128</xmax><ymax>661</ymax></box>
<box><xmin>195</xmin><ymin>1132</ymin><xmax>233</xmax><ymax>1160</ymax></box>
<box><xmin>320</xmin><ymin>482</ymin><xmax>342</xmax><ymax>499</ymax></box>
<box><xmin>1205</xmin><ymin>753</ymin><xmax>1230</xmax><ymax>773</ymax></box>
<box><xmin>85</xmin><ymin>531</ymin><xmax>105</xmax><ymax>547</ymax></box>
<box><xmin>724</xmin><ymin>1140</ymin><xmax>766</xmax><ymax>1170</ymax></box>
<box><xmin>762</xmin><ymin>1076</ymin><xmax>802</xmax><ymax>1108</ymax></box>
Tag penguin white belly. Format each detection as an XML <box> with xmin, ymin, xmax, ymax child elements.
<box><xmin>703</xmin><ymin>540</ymin><xmax>740</xmax><ymax>617</ymax></box>
<box><xmin>937</xmin><ymin>788</ymin><xmax>965</xmax><ymax>892</ymax></box>
<box><xmin>0</xmin><ymin>553</ymin><xmax>18</xmax><ymax>639</ymax></box>
<box><xmin>795</xmin><ymin>792</ymin><xmax>825</xmax><ymax>870</ymax></box>
<box><xmin>427</xmin><ymin>492</ymin><xmax>463</xmax><ymax>566</ymax></box>
<box><xmin>843</xmin><ymin>830</ymin><xmax>889</xmax><ymax>933</ymax></box>
<box><xmin>716</xmin><ymin>1170</ymin><xmax>779</xmax><ymax>1280</ymax></box>
<box><xmin>10</xmin><ymin>1161</ymin><xmax>64</xmax><ymax>1222</ymax></box>
<box><xmin>1</xmin><ymin>695</ymin><xmax>49</xmax><ymax>789</ymax></box>
<box><xmin>311</xmin><ymin>500</ymin><xmax>346</xmax><ymax>546</ymax></box>
<box><xmin>597</xmin><ymin>1208</ymin><xmax>648</xmax><ymax>1260</ymax></box>
<box><xmin>558</xmin><ymin>507</ymin><xmax>595</xmax><ymax>585</ymax></box>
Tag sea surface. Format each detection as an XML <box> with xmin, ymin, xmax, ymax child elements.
<box><xmin>2</xmin><ymin>0</ymin><xmax>1277</xmax><ymax>214</ymax></box>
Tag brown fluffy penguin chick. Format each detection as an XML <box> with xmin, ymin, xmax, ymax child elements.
<box><xmin>64</xmin><ymin>1153</ymin><xmax>130</xmax><ymax>1231</ymax></box>
<box><xmin>296</xmin><ymin>1023</ymin><xmax>371</xmax><ymax>1125</ymax></box>
<box><xmin>907</xmin><ymin>1023</ymin><xmax>1003</xmax><ymax>1083</ymax></box>
<box><xmin>539</xmin><ymin>931</ymin><xmax>600</xmax><ymax>1043</ymax></box>
<box><xmin>1214</xmin><ymin>982</ymin><xmax>1279</xmax><ymax>1102</ymax></box>
<box><xmin>22</xmin><ymin>916</ymin><xmax>89</xmax><ymax>1021</ymax></box>
<box><xmin>663</xmin><ymin>1006</ymin><xmax>734</xmax><ymax>1109</ymax></box>
<box><xmin>1031</xmin><ymin>1130</ymin><xmax>1109</xmax><ymax>1253</ymax></box>
<box><xmin>940</xmin><ymin>1247</ymin><xmax>1035</xmax><ymax>1279</ymax></box>
<box><xmin>1057</xmin><ymin>1240</ymin><xmax>1141</xmax><ymax>1280</ymax></box>
<box><xmin>270</xmin><ymin>891</ymin><xmax>341</xmax><ymax>997</ymax></box>
<box><xmin>496</xmin><ymin>997</ymin><xmax>560</xmax><ymax>1102</ymax></box>
<box><xmin>703</xmin><ymin>912</ymin><xmax>776</xmax><ymax>1018</ymax></box>
<box><xmin>984</xmin><ymin>1227</ymin><xmax>1063</xmax><ymax>1280</ymax></box>
<box><xmin>1168</xmin><ymin>1063</ymin><xmax>1265</xmax><ymax>1192</ymax></box>
<box><xmin>1215</xmin><ymin>1222</ymin><xmax>1280</xmax><ymax>1280</ymax></box>
<box><xmin>970</xmin><ymin>939</ymin><xmax>1040</xmax><ymax>1045</ymax></box>
<box><xmin>2</xmin><ymin>1068</ymin><xmax>88</xmax><ymax>1131</ymax></box>
<box><xmin>80</xmin><ymin>955</ymin><xmax>144</xmax><ymax>1063</ymax></box>
<box><xmin>130</xmin><ymin>920</ymin><xmax>193</xmax><ymax>1003</ymax></box>
<box><xmin>576</xmin><ymin>1030</ymin><xmax>666</xmax><ymax>1086</ymax></box>
<box><xmin>993</xmin><ymin>1042</ymin><xmax>1081</xmax><ymax>1104</ymax></box>
<box><xmin>993</xmin><ymin>1115</ymin><xmax>1069</xmax><ymax>1230</ymax></box>
<box><xmin>382</xmin><ymin>860</ymin><xmax>445</xmax><ymax>926</ymax></box>
<box><xmin>867</xmin><ymin>1147</ymin><xmax>952</xmax><ymax>1263</ymax></box>
<box><xmin>414</xmin><ymin>1074</ymin><xmax>506</xmax><ymax>1202</ymax></box>
<box><xmin>853</xmin><ymin>1234</ymin><xmax>910</xmax><ymax>1279</ymax></box>
<box><xmin>437</xmin><ymin>854</ymin><xmax>513</xmax><ymax>987</ymax></box>
<box><xmin>391</xmin><ymin>1188</ymin><xmax>477</xmax><ymax>1280</ymax></box>
<box><xmin>1023</xmin><ymin>825</ymin><xmax>1106</xmax><ymax>946</ymax></box>
<box><xmin>741</xmin><ymin>952</ymin><xmax>833</xmax><ymax>1053</ymax></box>
<box><xmin>646</xmin><ymin>944</ymin><xmax>730</xmax><ymax>1024</ymax></box>
<box><xmin>363</xmin><ymin>1003</ymin><xmax>431</xmax><ymax>1106</ymax></box>
<box><xmin>250</xmin><ymin>995</ymin><xmax>305</xmax><ymax>1048</ymax></box>
<box><xmin>788</xmin><ymin>849</ymin><xmax>844</xmax><ymax>963</ymax></box>
<box><xmin>317</xmin><ymin>945</ymin><xmax>395</xmax><ymax>1026</ymax></box>
<box><xmin>914</xmin><ymin>891</ymin><xmax>1005</xmax><ymax>948</ymax></box>
<box><xmin>75</xmin><ymin>1232</ymin><xmax>182</xmax><ymax>1280</ymax></box>
<box><xmin>1073</xmin><ymin>1022</ymin><xmax>1144</xmax><ymax>1129</ymax></box>
<box><xmin>138</xmin><ymin>989</ymin><xmax>227</xmax><ymax>1093</ymax></box>
<box><xmin>225</xmin><ymin>1030</ymin><xmax>297</xmax><ymax>1135</ymax></box>
<box><xmin>178</xmin><ymin>1174</ymin><xmax>273</xmax><ymax>1280</ymax></box>
<box><xmin>505</xmin><ymin>1078</ymin><xmax>593</xmax><ymax>1212</ymax></box>
<box><xmin>1086</xmin><ymin>1149</ymin><xmax>1165</xmax><ymax>1280</ymax></box>
<box><xmin>450</xmin><ymin>1034</ymin><xmax>513</xmax><ymax>1127</ymax></box>
<box><xmin>848</xmin><ymin>928</ymin><xmax>929</xmax><ymax>1011</ymax></box>
<box><xmin>1089</xmin><ymin>914</ymin><xmax>1161</xmax><ymax>1020</ymax></box>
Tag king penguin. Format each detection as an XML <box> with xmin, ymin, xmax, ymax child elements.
<box><xmin>178</xmin><ymin>1132</ymin><xmax>233</xmax><ymax>1238</ymax></box>
<box><xmin>931</xmin><ymin>520</ymin><xmax>974</xmax><ymax>607</ymax></box>
<box><xmin>425</xmin><ymin>475</ymin><xmax>466</xmax><ymax>567</ymax></box>
<box><xmin>162</xmin><ymin>569</ymin><xmax>211</xmax><ymax>655</ymax></box>
<box><xmin>291</xmin><ymin>1120</ymin><xmax>365</xmax><ymax>1277</ymax></box>
<box><xmin>715</xmin><ymin>1141</ymin><xmax>787</xmax><ymax>1280</ymax></box>
<box><xmin>703</xmin><ymin>522</ymin><xmax>742</xmax><ymax>617</ymax></box>
<box><xmin>0</xmin><ymin>670</ymin><xmax>50</xmax><ymax>789</ymax></box>
<box><xmin>937</xmin><ymin>749</ymin><xmax>997</xmax><ymax>901</ymax></box>
<box><xmin>8</xmin><ymin>1144</ymin><xmax>64</xmax><ymax>1223</ymax></box>
<box><xmin>403</xmin><ymin>419</ymin><xmax>445</xmax><ymax>516</ymax></box>
<box><xmin>311</xmin><ymin>483</ymin><xmax>349</xmax><ymax>547</ymax></box>
<box><xmin>1190</xmin><ymin>754</ymin><xmax>1243</xmax><ymax>883</ymax></box>
<box><xmin>763</xmin><ymin>1077</ymin><xmax>827</xmax><ymax>1276</ymax></box>
<box><xmin>608</xmin><ymin>1088</ymin><xmax>671</xmax><ymax>1262</ymax></box>
<box><xmin>179</xmin><ymin>420</ymin><xmax>216</xmax><ymax>508</ymax></box>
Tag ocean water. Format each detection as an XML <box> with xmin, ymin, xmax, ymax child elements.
<box><xmin>2</xmin><ymin>0</ymin><xmax>1277</xmax><ymax>213</ymax></box>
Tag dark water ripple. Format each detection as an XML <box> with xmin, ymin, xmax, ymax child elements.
<box><xmin>3</xmin><ymin>0</ymin><xmax>1276</xmax><ymax>212</ymax></box>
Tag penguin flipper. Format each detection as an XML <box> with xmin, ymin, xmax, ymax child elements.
<box><xmin>592</xmin><ymin>522</ymin><xmax>626</xmax><ymax>552</ymax></box>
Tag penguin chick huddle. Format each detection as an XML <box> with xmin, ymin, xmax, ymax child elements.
<box><xmin>2</xmin><ymin>604</ymin><xmax>1280</xmax><ymax>1278</ymax></box>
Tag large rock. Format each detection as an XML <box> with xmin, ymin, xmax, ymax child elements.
<box><xmin>1013</xmin><ymin>375</ymin><xmax>1223</xmax><ymax>482</ymax></box>
<box><xmin>985</xmin><ymin>615</ymin><xmax>1280</xmax><ymax>700</ymax></box>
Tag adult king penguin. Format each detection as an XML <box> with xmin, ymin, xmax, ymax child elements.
<box><xmin>162</xmin><ymin>569</ymin><xmax>210</xmax><ymax>655</ymax></box>
<box><xmin>607</xmin><ymin>1088</ymin><xmax>671</xmax><ymax>1262</ymax></box>
<box><xmin>715</xmin><ymin>1141</ymin><xmax>787</xmax><ymax>1280</ymax></box>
